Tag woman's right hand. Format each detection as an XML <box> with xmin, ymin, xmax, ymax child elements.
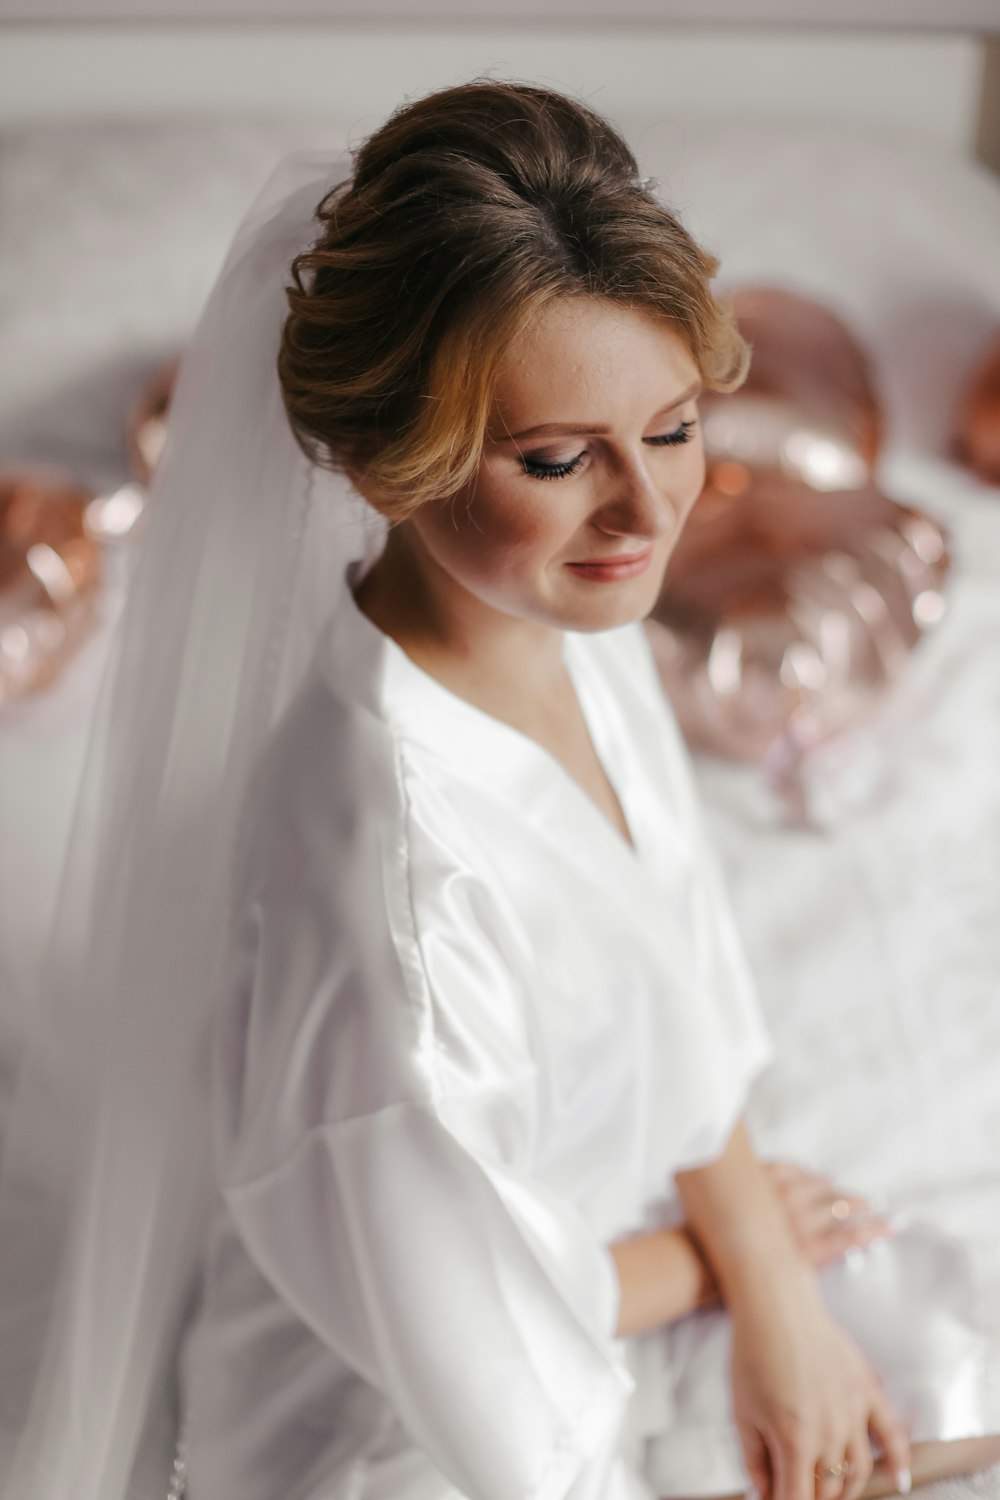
<box><xmin>761</xmin><ymin>1160</ymin><xmax>899</xmax><ymax>1274</ymax></box>
<box><xmin>729</xmin><ymin>1281</ymin><xmax>912</xmax><ymax>1500</ymax></box>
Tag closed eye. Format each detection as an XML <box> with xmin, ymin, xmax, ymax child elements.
<box><xmin>648</xmin><ymin>419</ymin><xmax>698</xmax><ymax>448</ymax></box>
<box><xmin>521</xmin><ymin>419</ymin><xmax>698</xmax><ymax>481</ymax></box>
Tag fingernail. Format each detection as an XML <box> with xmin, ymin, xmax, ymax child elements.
<box><xmin>895</xmin><ymin>1467</ymin><xmax>912</xmax><ymax>1494</ymax></box>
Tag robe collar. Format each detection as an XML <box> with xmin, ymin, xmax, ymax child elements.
<box><xmin>317</xmin><ymin>558</ymin><xmax>696</xmax><ymax>920</ymax></box>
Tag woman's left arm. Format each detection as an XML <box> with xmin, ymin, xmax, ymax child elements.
<box><xmin>675</xmin><ymin>1121</ymin><xmax>912</xmax><ymax>1500</ymax></box>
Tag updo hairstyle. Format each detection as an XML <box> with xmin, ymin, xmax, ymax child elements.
<box><xmin>278</xmin><ymin>79</ymin><xmax>749</xmax><ymax>522</ymax></box>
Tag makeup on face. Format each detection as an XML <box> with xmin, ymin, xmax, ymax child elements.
<box><xmin>390</xmin><ymin>297</ymin><xmax>709</xmax><ymax>645</ymax></box>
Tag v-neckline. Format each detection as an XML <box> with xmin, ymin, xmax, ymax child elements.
<box><xmin>389</xmin><ymin>631</ymin><xmax>642</xmax><ymax>861</ymax></box>
<box><xmin>333</xmin><ymin>576</ymin><xmax>643</xmax><ymax>865</ymax></box>
<box><xmin>560</xmin><ymin>639</ymin><xmax>640</xmax><ymax>856</ymax></box>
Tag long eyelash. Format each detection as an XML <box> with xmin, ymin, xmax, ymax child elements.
<box><xmin>648</xmin><ymin>419</ymin><xmax>698</xmax><ymax>448</ymax></box>
<box><xmin>521</xmin><ymin>453</ymin><xmax>587</xmax><ymax>481</ymax></box>
<box><xmin>521</xmin><ymin>419</ymin><xmax>697</xmax><ymax>480</ymax></box>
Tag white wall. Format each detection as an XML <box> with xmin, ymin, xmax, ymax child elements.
<box><xmin>0</xmin><ymin>22</ymin><xmax>984</xmax><ymax>158</ymax></box>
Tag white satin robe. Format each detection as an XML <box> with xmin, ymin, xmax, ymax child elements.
<box><xmin>177</xmin><ymin>560</ymin><xmax>775</xmax><ymax>1500</ymax></box>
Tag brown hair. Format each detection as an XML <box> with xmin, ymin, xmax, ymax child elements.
<box><xmin>278</xmin><ymin>78</ymin><xmax>749</xmax><ymax>521</ymax></box>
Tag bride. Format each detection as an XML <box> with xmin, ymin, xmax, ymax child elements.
<box><xmin>1</xmin><ymin>78</ymin><xmax>997</xmax><ymax>1500</ymax></box>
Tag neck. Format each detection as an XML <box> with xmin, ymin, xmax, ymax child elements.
<box><xmin>352</xmin><ymin>524</ymin><xmax>569</xmax><ymax>715</ymax></box>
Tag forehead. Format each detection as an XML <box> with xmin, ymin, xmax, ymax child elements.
<box><xmin>489</xmin><ymin>296</ymin><xmax>700</xmax><ymax>429</ymax></box>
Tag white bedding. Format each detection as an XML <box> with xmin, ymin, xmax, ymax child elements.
<box><xmin>1</xmin><ymin>114</ymin><xmax>998</xmax><ymax>1496</ymax></box>
<box><xmin>697</xmin><ymin>450</ymin><xmax>1000</xmax><ymax>1484</ymax></box>
<box><xmin>687</xmin><ymin>446</ymin><xmax>1000</xmax><ymax>1215</ymax></box>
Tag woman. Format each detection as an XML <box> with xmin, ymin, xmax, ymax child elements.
<box><xmin>1</xmin><ymin>80</ymin><xmax>997</xmax><ymax>1500</ymax></box>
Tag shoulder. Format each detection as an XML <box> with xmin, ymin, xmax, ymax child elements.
<box><xmin>230</xmin><ymin>649</ymin><xmax>398</xmax><ymax>919</ymax></box>
<box><xmin>219</xmin><ymin>654</ymin><xmax>536</xmax><ymax>1124</ymax></box>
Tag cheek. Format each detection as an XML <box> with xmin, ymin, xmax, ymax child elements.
<box><xmin>441</xmin><ymin>472</ymin><xmax>567</xmax><ymax>575</ymax></box>
<box><xmin>677</xmin><ymin>438</ymin><xmax>707</xmax><ymax>515</ymax></box>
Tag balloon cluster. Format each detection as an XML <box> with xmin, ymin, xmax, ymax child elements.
<box><xmin>645</xmin><ymin>287</ymin><xmax>951</xmax><ymax>818</ymax></box>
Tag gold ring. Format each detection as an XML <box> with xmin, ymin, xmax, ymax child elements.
<box><xmin>817</xmin><ymin>1460</ymin><xmax>851</xmax><ymax>1480</ymax></box>
<box><xmin>829</xmin><ymin>1197</ymin><xmax>852</xmax><ymax>1222</ymax></box>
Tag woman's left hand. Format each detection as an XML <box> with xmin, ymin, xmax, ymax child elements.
<box><xmin>761</xmin><ymin>1160</ymin><xmax>898</xmax><ymax>1273</ymax></box>
<box><xmin>729</xmin><ymin>1278</ymin><xmax>912</xmax><ymax>1500</ymax></box>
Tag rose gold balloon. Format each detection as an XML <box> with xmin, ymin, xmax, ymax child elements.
<box><xmin>716</xmin><ymin>285</ymin><xmax>884</xmax><ymax>480</ymax></box>
<box><xmin>127</xmin><ymin>357</ymin><xmax>180</xmax><ymax>487</ymax></box>
<box><xmin>0</xmin><ymin>470</ymin><xmax>103</xmax><ymax>708</ymax></box>
<box><xmin>952</xmin><ymin>332</ymin><xmax>1000</xmax><ymax>486</ymax></box>
<box><xmin>647</xmin><ymin>473</ymin><xmax>949</xmax><ymax>767</ymax></box>
<box><xmin>645</xmin><ymin>286</ymin><xmax>949</xmax><ymax>815</ymax></box>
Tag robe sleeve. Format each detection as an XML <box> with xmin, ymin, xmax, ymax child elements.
<box><xmin>211</xmin><ymin>704</ymin><xmax>637</xmax><ymax>1500</ymax></box>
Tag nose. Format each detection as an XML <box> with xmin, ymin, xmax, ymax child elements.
<box><xmin>592</xmin><ymin>452</ymin><xmax>683</xmax><ymax>542</ymax></box>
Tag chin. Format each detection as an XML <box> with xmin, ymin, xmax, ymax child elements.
<box><xmin>555</xmin><ymin>566</ymin><xmax>667</xmax><ymax>633</ymax></box>
<box><xmin>558</xmin><ymin>586</ymin><xmax>661</xmax><ymax>635</ymax></box>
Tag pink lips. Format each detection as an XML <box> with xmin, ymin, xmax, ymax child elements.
<box><xmin>565</xmin><ymin>546</ymin><xmax>654</xmax><ymax>583</ymax></box>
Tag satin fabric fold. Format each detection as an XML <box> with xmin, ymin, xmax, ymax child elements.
<box><xmin>178</xmin><ymin>554</ymin><xmax>774</xmax><ymax>1499</ymax></box>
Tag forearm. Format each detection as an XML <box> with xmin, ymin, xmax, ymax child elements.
<box><xmin>673</xmin><ymin>1117</ymin><xmax>820</xmax><ymax>1313</ymax></box>
<box><xmin>608</xmin><ymin>1222</ymin><xmax>720</xmax><ymax>1338</ymax></box>
<box><xmin>607</xmin><ymin>1120</ymin><xmax>831</xmax><ymax>1341</ymax></box>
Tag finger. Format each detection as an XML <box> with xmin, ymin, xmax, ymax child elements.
<box><xmin>814</xmin><ymin>1451</ymin><xmax>852</xmax><ymax>1500</ymax></box>
<box><xmin>761</xmin><ymin>1161</ymin><xmax>805</xmax><ymax>1192</ymax></box>
<box><xmin>826</xmin><ymin>1190</ymin><xmax>874</xmax><ymax>1217</ymax></box>
<box><xmin>769</xmin><ymin>1165</ymin><xmax>836</xmax><ymax>1199</ymax></box>
<box><xmin>805</xmin><ymin>1219</ymin><xmax>896</xmax><ymax>1267</ymax></box>
<box><xmin>781</xmin><ymin>1179</ymin><xmax>869</xmax><ymax>1226</ymax></box>
<box><xmin>802</xmin><ymin>1186</ymin><xmax>872</xmax><ymax>1219</ymax></box>
<box><xmin>867</xmin><ymin>1389</ymin><xmax>912</xmax><ymax>1496</ymax></box>
<box><xmin>840</xmin><ymin>1430</ymin><xmax>874</xmax><ymax>1500</ymax></box>
<box><xmin>740</xmin><ymin>1425</ymin><xmax>773</xmax><ymax>1500</ymax></box>
<box><xmin>767</xmin><ymin>1158</ymin><xmax>815</xmax><ymax>1182</ymax></box>
<box><xmin>771</xmin><ymin>1428</ymin><xmax>814</xmax><ymax>1500</ymax></box>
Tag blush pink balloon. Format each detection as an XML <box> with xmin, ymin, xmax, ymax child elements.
<box><xmin>0</xmin><ymin>469</ymin><xmax>103</xmax><ymax>709</ymax></box>
<box><xmin>645</xmin><ymin>286</ymin><xmax>950</xmax><ymax>809</ymax></box>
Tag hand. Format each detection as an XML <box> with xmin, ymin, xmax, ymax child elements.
<box><xmin>761</xmin><ymin>1161</ymin><xmax>898</xmax><ymax>1273</ymax></box>
<box><xmin>729</xmin><ymin>1286</ymin><xmax>912</xmax><ymax>1500</ymax></box>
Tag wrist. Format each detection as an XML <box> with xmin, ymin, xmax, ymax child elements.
<box><xmin>726</xmin><ymin>1250</ymin><xmax>823</xmax><ymax>1322</ymax></box>
<box><xmin>608</xmin><ymin>1222</ymin><xmax>722</xmax><ymax>1338</ymax></box>
<box><xmin>685</xmin><ymin>1218</ymin><xmax>820</xmax><ymax>1317</ymax></box>
<box><xmin>678</xmin><ymin>1224</ymin><xmax>721</xmax><ymax>1310</ymax></box>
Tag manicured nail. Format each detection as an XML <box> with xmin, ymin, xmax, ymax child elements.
<box><xmin>895</xmin><ymin>1467</ymin><xmax>912</xmax><ymax>1494</ymax></box>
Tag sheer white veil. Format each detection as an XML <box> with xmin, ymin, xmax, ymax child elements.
<box><xmin>0</xmin><ymin>147</ymin><xmax>386</xmax><ymax>1499</ymax></box>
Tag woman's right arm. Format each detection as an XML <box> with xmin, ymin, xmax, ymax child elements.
<box><xmin>608</xmin><ymin>1223</ymin><xmax>719</xmax><ymax>1337</ymax></box>
<box><xmin>609</xmin><ymin>1161</ymin><xmax>896</xmax><ymax>1339</ymax></box>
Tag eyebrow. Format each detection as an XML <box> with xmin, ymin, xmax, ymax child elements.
<box><xmin>496</xmin><ymin>379</ymin><xmax>704</xmax><ymax>443</ymax></box>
